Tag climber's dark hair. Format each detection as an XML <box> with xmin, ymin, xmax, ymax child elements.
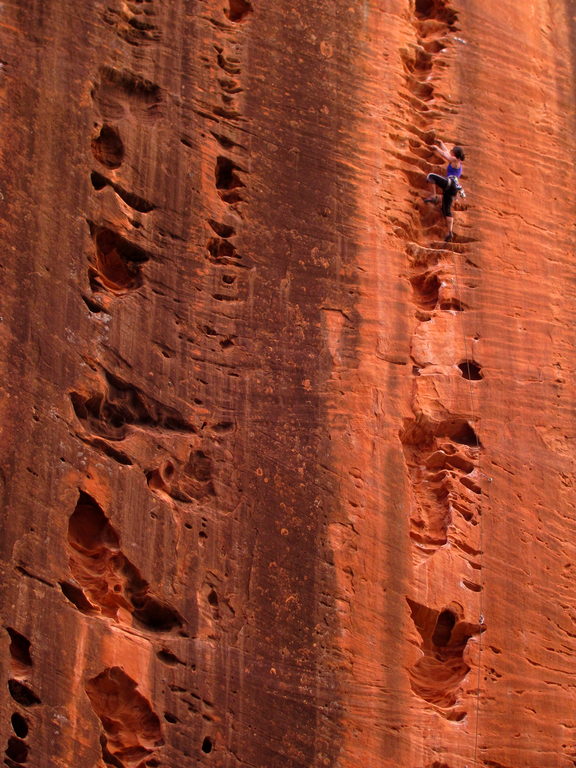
<box><xmin>452</xmin><ymin>146</ymin><xmax>465</xmax><ymax>161</ymax></box>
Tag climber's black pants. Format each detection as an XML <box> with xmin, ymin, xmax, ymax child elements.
<box><xmin>427</xmin><ymin>173</ymin><xmax>457</xmax><ymax>218</ymax></box>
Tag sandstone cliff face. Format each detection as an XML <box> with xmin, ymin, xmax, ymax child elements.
<box><xmin>1</xmin><ymin>0</ymin><xmax>575</xmax><ymax>767</ymax></box>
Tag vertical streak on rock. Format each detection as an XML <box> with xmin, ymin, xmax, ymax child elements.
<box><xmin>229</xmin><ymin>1</ymin><xmax>367</xmax><ymax>763</ymax></box>
<box><xmin>314</xmin><ymin>2</ymin><xmax>418</xmax><ymax>765</ymax></box>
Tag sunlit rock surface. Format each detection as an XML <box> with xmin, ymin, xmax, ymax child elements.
<box><xmin>1</xmin><ymin>1</ymin><xmax>575</xmax><ymax>766</ymax></box>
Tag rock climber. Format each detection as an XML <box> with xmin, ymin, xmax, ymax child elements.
<box><xmin>424</xmin><ymin>142</ymin><xmax>465</xmax><ymax>242</ymax></box>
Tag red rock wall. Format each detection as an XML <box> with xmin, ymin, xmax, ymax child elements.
<box><xmin>1</xmin><ymin>1</ymin><xmax>575</xmax><ymax>767</ymax></box>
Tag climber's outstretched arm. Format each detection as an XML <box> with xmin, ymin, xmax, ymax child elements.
<box><xmin>432</xmin><ymin>143</ymin><xmax>453</xmax><ymax>163</ymax></box>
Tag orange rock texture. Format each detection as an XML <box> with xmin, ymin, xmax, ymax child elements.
<box><xmin>1</xmin><ymin>0</ymin><xmax>575</xmax><ymax>767</ymax></box>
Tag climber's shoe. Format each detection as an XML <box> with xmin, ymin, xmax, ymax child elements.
<box><xmin>424</xmin><ymin>195</ymin><xmax>439</xmax><ymax>204</ymax></box>
<box><xmin>444</xmin><ymin>232</ymin><xmax>454</xmax><ymax>242</ymax></box>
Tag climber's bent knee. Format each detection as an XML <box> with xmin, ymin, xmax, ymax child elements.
<box><xmin>427</xmin><ymin>173</ymin><xmax>448</xmax><ymax>189</ymax></box>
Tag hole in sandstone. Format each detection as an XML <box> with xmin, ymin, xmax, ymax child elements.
<box><xmin>460</xmin><ymin>475</ymin><xmax>481</xmax><ymax>494</ymax></box>
<box><xmin>96</xmin><ymin>66</ymin><xmax>162</xmax><ymax>105</ymax></box>
<box><xmin>118</xmin><ymin>189</ymin><xmax>155</xmax><ymax>213</ymax></box>
<box><xmin>458</xmin><ymin>360</ymin><xmax>482</xmax><ymax>380</ymax></box>
<box><xmin>146</xmin><ymin>469</ymin><xmax>166</xmax><ymax>492</ymax></box>
<box><xmin>415</xmin><ymin>0</ymin><xmax>436</xmax><ymax>16</ymax></box>
<box><xmin>10</xmin><ymin>713</ymin><xmax>28</xmax><ymax>739</ymax></box>
<box><xmin>82</xmin><ymin>294</ymin><xmax>106</xmax><ymax>313</ymax></box>
<box><xmin>445</xmin><ymin>710</ymin><xmax>466</xmax><ymax>722</ymax></box>
<box><xmin>415</xmin><ymin>48</ymin><xmax>433</xmax><ymax>71</ymax></box>
<box><xmin>156</xmin><ymin>649</ymin><xmax>184</xmax><ymax>666</ymax></box>
<box><xmin>443</xmin><ymin>420</ymin><xmax>479</xmax><ymax>447</ymax></box>
<box><xmin>91</xmin><ymin>170</ymin><xmax>108</xmax><ymax>190</ymax></box>
<box><xmin>199</xmin><ymin>531</ymin><xmax>208</xmax><ymax>540</ymax></box>
<box><xmin>127</xmin><ymin>13</ymin><xmax>156</xmax><ymax>31</ymax></box>
<box><xmin>91</xmin><ymin>439</ymin><xmax>133</xmax><ymax>465</ymax></box>
<box><xmin>164</xmin><ymin>711</ymin><xmax>179</xmax><ymax>723</ymax></box>
<box><xmin>86</xmin><ymin>667</ymin><xmax>164</xmax><ymax>766</ymax></box>
<box><xmin>215</xmin><ymin>156</ymin><xmax>244</xmax><ymax>190</ymax></box>
<box><xmin>226</xmin><ymin>0</ymin><xmax>252</xmax><ymax>21</ymax></box>
<box><xmin>207</xmin><ymin>589</ymin><xmax>218</xmax><ymax>607</ymax></box>
<box><xmin>207</xmin><ymin>238</ymin><xmax>240</xmax><ymax>263</ymax></box>
<box><xmin>222</xmin><ymin>274</ymin><xmax>236</xmax><ymax>284</ymax></box>
<box><xmin>69</xmin><ymin>490</ymin><xmax>183</xmax><ymax>629</ymax></box>
<box><xmin>212</xmin><ymin>421</ymin><xmax>233</xmax><ymax>432</ymax></box>
<box><xmin>444</xmin><ymin>453</ymin><xmax>474</xmax><ymax>473</ymax></box>
<box><xmin>60</xmin><ymin>581</ymin><xmax>98</xmax><ymax>614</ymax></box>
<box><xmin>462</xmin><ymin>579</ymin><xmax>482</xmax><ymax>592</ymax></box>
<box><xmin>201</xmin><ymin>736</ymin><xmax>213</xmax><ymax>754</ymax></box>
<box><xmin>89</xmin><ymin>369</ymin><xmax>195</xmax><ymax>437</ymax></box>
<box><xmin>132</xmin><ymin>598</ymin><xmax>183</xmax><ymax>632</ymax></box>
<box><xmin>423</xmin><ymin>38</ymin><xmax>446</xmax><ymax>53</ymax></box>
<box><xmin>409</xmin><ymin>80</ymin><xmax>434</xmax><ymax>100</ymax></box>
<box><xmin>219</xmin><ymin>189</ymin><xmax>243</xmax><ymax>206</ymax></box>
<box><xmin>5</xmin><ymin>737</ymin><xmax>28</xmax><ymax>763</ymax></box>
<box><xmin>69</xmin><ymin>491</ymin><xmax>119</xmax><ymax>551</ymax></box>
<box><xmin>214</xmin><ymin>103</ymin><xmax>241</xmax><ymax>120</ymax></box>
<box><xmin>7</xmin><ymin>680</ymin><xmax>41</xmax><ymax>707</ymax></box>
<box><xmin>77</xmin><ymin>391</ymin><xmax>121</xmax><ymax>432</ymax></box>
<box><xmin>88</xmin><ymin>267</ymin><xmax>104</xmax><ymax>293</ymax></box>
<box><xmin>210</xmin><ymin>130</ymin><xmax>238</xmax><ymax>149</ymax></box>
<box><xmin>89</xmin><ymin>223</ymin><xmax>151</xmax><ymax>293</ymax></box>
<box><xmin>439</xmin><ymin>298</ymin><xmax>465</xmax><ymax>311</ymax></box>
<box><xmin>6</xmin><ymin>628</ymin><xmax>32</xmax><ymax>669</ymax></box>
<box><xmin>92</xmin><ymin>125</ymin><xmax>124</xmax><ymax>169</ymax></box>
<box><xmin>208</xmin><ymin>219</ymin><xmax>235</xmax><ymax>238</ymax></box>
<box><xmin>410</xmin><ymin>272</ymin><xmax>440</xmax><ymax>309</ymax></box>
<box><xmin>432</xmin><ymin>609</ymin><xmax>456</xmax><ymax>647</ymax></box>
<box><xmin>415</xmin><ymin>0</ymin><xmax>458</xmax><ymax>25</ymax></box>
<box><xmin>219</xmin><ymin>77</ymin><xmax>243</xmax><ymax>94</ymax></box>
<box><xmin>216</xmin><ymin>52</ymin><xmax>241</xmax><ymax>75</ymax></box>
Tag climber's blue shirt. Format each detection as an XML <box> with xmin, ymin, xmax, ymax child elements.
<box><xmin>447</xmin><ymin>162</ymin><xmax>462</xmax><ymax>177</ymax></box>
